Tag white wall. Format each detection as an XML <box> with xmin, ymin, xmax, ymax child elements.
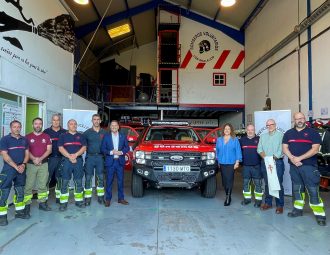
<box><xmin>0</xmin><ymin>0</ymin><xmax>96</xmax><ymax>114</ymax></box>
<box><xmin>179</xmin><ymin>17</ymin><xmax>244</xmax><ymax>105</ymax></box>
<box><xmin>245</xmin><ymin>0</ymin><xmax>298</xmax><ymax>68</ymax></box>
<box><xmin>245</xmin><ymin>70</ymin><xmax>268</xmax><ymax>124</ymax></box>
<box><xmin>244</xmin><ymin>0</ymin><xmax>330</xmax><ymax>123</ymax></box>
<box><xmin>309</xmin><ymin>30</ymin><xmax>330</xmax><ymax>118</ymax></box>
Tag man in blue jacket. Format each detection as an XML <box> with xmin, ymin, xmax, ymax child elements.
<box><xmin>101</xmin><ymin>120</ymin><xmax>129</xmax><ymax>207</ymax></box>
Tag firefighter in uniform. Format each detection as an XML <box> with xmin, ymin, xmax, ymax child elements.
<box><xmin>44</xmin><ymin>114</ymin><xmax>66</xmax><ymax>203</ymax></box>
<box><xmin>0</xmin><ymin>120</ymin><xmax>30</xmax><ymax>226</ymax></box>
<box><xmin>83</xmin><ymin>114</ymin><xmax>107</xmax><ymax>205</ymax></box>
<box><xmin>239</xmin><ymin>124</ymin><xmax>263</xmax><ymax>207</ymax></box>
<box><xmin>283</xmin><ymin>112</ymin><xmax>326</xmax><ymax>226</ymax></box>
<box><xmin>58</xmin><ymin>119</ymin><xmax>87</xmax><ymax>211</ymax></box>
<box><xmin>24</xmin><ymin>117</ymin><xmax>52</xmax><ymax>214</ymax></box>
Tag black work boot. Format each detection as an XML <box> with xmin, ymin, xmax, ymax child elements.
<box><xmin>39</xmin><ymin>202</ymin><xmax>52</xmax><ymax>211</ymax></box>
<box><xmin>59</xmin><ymin>202</ymin><xmax>68</xmax><ymax>212</ymax></box>
<box><xmin>75</xmin><ymin>201</ymin><xmax>85</xmax><ymax>208</ymax></box>
<box><xmin>316</xmin><ymin>216</ymin><xmax>326</xmax><ymax>226</ymax></box>
<box><xmin>25</xmin><ymin>204</ymin><xmax>31</xmax><ymax>217</ymax></box>
<box><xmin>224</xmin><ymin>189</ymin><xmax>232</xmax><ymax>206</ymax></box>
<box><xmin>241</xmin><ymin>199</ymin><xmax>251</xmax><ymax>206</ymax></box>
<box><xmin>0</xmin><ymin>215</ymin><xmax>8</xmax><ymax>226</ymax></box>
<box><xmin>97</xmin><ymin>196</ymin><xmax>105</xmax><ymax>205</ymax></box>
<box><xmin>287</xmin><ymin>208</ymin><xmax>303</xmax><ymax>218</ymax></box>
<box><xmin>85</xmin><ymin>197</ymin><xmax>91</xmax><ymax>206</ymax></box>
<box><xmin>254</xmin><ymin>200</ymin><xmax>262</xmax><ymax>208</ymax></box>
<box><xmin>15</xmin><ymin>209</ymin><xmax>30</xmax><ymax>219</ymax></box>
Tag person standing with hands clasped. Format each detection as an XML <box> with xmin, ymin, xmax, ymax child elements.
<box><xmin>0</xmin><ymin>120</ymin><xmax>29</xmax><ymax>226</ymax></box>
<box><xmin>58</xmin><ymin>119</ymin><xmax>87</xmax><ymax>211</ymax></box>
<box><xmin>24</xmin><ymin>117</ymin><xmax>52</xmax><ymax>215</ymax></box>
<box><xmin>283</xmin><ymin>112</ymin><xmax>326</xmax><ymax>226</ymax></box>
<box><xmin>216</xmin><ymin>123</ymin><xmax>242</xmax><ymax>206</ymax></box>
<box><xmin>83</xmin><ymin>114</ymin><xmax>107</xmax><ymax>205</ymax></box>
<box><xmin>257</xmin><ymin>119</ymin><xmax>285</xmax><ymax>214</ymax></box>
<box><xmin>101</xmin><ymin>120</ymin><xmax>129</xmax><ymax>207</ymax></box>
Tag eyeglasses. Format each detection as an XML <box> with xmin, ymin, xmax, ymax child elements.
<box><xmin>266</xmin><ymin>124</ymin><xmax>275</xmax><ymax>127</ymax></box>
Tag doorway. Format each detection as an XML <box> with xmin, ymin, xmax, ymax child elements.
<box><xmin>26</xmin><ymin>98</ymin><xmax>45</xmax><ymax>134</ymax></box>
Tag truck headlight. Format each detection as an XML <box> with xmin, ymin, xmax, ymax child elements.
<box><xmin>135</xmin><ymin>151</ymin><xmax>146</xmax><ymax>164</ymax></box>
<box><xmin>135</xmin><ymin>150</ymin><xmax>145</xmax><ymax>159</ymax></box>
<box><xmin>206</xmin><ymin>152</ymin><xmax>215</xmax><ymax>159</ymax></box>
<box><xmin>202</xmin><ymin>152</ymin><xmax>215</xmax><ymax>160</ymax></box>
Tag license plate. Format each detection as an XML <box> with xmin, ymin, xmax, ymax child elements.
<box><xmin>163</xmin><ymin>165</ymin><xmax>191</xmax><ymax>172</ymax></box>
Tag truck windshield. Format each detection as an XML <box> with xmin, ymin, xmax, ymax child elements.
<box><xmin>145</xmin><ymin>127</ymin><xmax>200</xmax><ymax>142</ymax></box>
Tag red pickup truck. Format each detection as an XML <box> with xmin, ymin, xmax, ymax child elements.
<box><xmin>120</xmin><ymin>126</ymin><xmax>144</xmax><ymax>171</ymax></box>
<box><xmin>131</xmin><ymin>121</ymin><xmax>218</xmax><ymax>198</ymax></box>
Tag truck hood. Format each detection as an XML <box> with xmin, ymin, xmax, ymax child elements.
<box><xmin>136</xmin><ymin>140</ymin><xmax>214</xmax><ymax>152</ymax></box>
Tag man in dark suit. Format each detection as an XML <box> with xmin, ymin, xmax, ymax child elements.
<box><xmin>101</xmin><ymin>120</ymin><xmax>129</xmax><ymax>207</ymax></box>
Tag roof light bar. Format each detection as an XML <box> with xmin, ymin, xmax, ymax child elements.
<box><xmin>151</xmin><ymin>121</ymin><xmax>189</xmax><ymax>126</ymax></box>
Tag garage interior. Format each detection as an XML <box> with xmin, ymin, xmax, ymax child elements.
<box><xmin>1</xmin><ymin>0</ymin><xmax>330</xmax><ymax>254</ymax></box>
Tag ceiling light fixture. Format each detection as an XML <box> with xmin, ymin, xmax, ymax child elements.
<box><xmin>73</xmin><ymin>0</ymin><xmax>89</xmax><ymax>5</ymax></box>
<box><xmin>108</xmin><ymin>24</ymin><xmax>131</xmax><ymax>38</ymax></box>
<box><xmin>220</xmin><ymin>0</ymin><xmax>236</xmax><ymax>7</ymax></box>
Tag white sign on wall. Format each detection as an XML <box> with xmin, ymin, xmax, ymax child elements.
<box><xmin>254</xmin><ymin>110</ymin><xmax>292</xmax><ymax>195</ymax></box>
<box><xmin>2</xmin><ymin>103</ymin><xmax>22</xmax><ymax>137</ymax></box>
<box><xmin>63</xmin><ymin>109</ymin><xmax>97</xmax><ymax>133</ymax></box>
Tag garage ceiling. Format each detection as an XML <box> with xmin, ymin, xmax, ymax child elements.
<box><xmin>63</xmin><ymin>0</ymin><xmax>266</xmax><ymax>61</ymax></box>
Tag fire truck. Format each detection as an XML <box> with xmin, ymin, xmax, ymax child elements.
<box><xmin>131</xmin><ymin>121</ymin><xmax>218</xmax><ymax>198</ymax></box>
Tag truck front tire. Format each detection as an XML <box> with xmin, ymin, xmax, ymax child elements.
<box><xmin>131</xmin><ymin>172</ymin><xmax>144</xmax><ymax>197</ymax></box>
<box><xmin>201</xmin><ymin>175</ymin><xmax>217</xmax><ymax>198</ymax></box>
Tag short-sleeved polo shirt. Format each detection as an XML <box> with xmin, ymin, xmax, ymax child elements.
<box><xmin>58</xmin><ymin>132</ymin><xmax>87</xmax><ymax>154</ymax></box>
<box><xmin>26</xmin><ymin>132</ymin><xmax>52</xmax><ymax>157</ymax></box>
<box><xmin>240</xmin><ymin>136</ymin><xmax>261</xmax><ymax>166</ymax></box>
<box><xmin>44</xmin><ymin>127</ymin><xmax>67</xmax><ymax>157</ymax></box>
<box><xmin>83</xmin><ymin>128</ymin><xmax>107</xmax><ymax>154</ymax></box>
<box><xmin>283</xmin><ymin>127</ymin><xmax>321</xmax><ymax>165</ymax></box>
<box><xmin>0</xmin><ymin>134</ymin><xmax>28</xmax><ymax>170</ymax></box>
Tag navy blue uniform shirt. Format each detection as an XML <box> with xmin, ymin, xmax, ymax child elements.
<box><xmin>44</xmin><ymin>127</ymin><xmax>67</xmax><ymax>157</ymax></box>
<box><xmin>83</xmin><ymin>128</ymin><xmax>107</xmax><ymax>154</ymax></box>
<box><xmin>58</xmin><ymin>132</ymin><xmax>87</xmax><ymax>154</ymax></box>
<box><xmin>283</xmin><ymin>127</ymin><xmax>321</xmax><ymax>166</ymax></box>
<box><xmin>239</xmin><ymin>136</ymin><xmax>261</xmax><ymax>166</ymax></box>
<box><xmin>0</xmin><ymin>134</ymin><xmax>28</xmax><ymax>170</ymax></box>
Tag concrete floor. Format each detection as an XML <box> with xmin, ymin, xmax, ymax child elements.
<box><xmin>0</xmin><ymin>172</ymin><xmax>329</xmax><ymax>255</ymax></box>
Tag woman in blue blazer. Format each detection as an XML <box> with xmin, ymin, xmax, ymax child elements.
<box><xmin>216</xmin><ymin>123</ymin><xmax>242</xmax><ymax>206</ymax></box>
